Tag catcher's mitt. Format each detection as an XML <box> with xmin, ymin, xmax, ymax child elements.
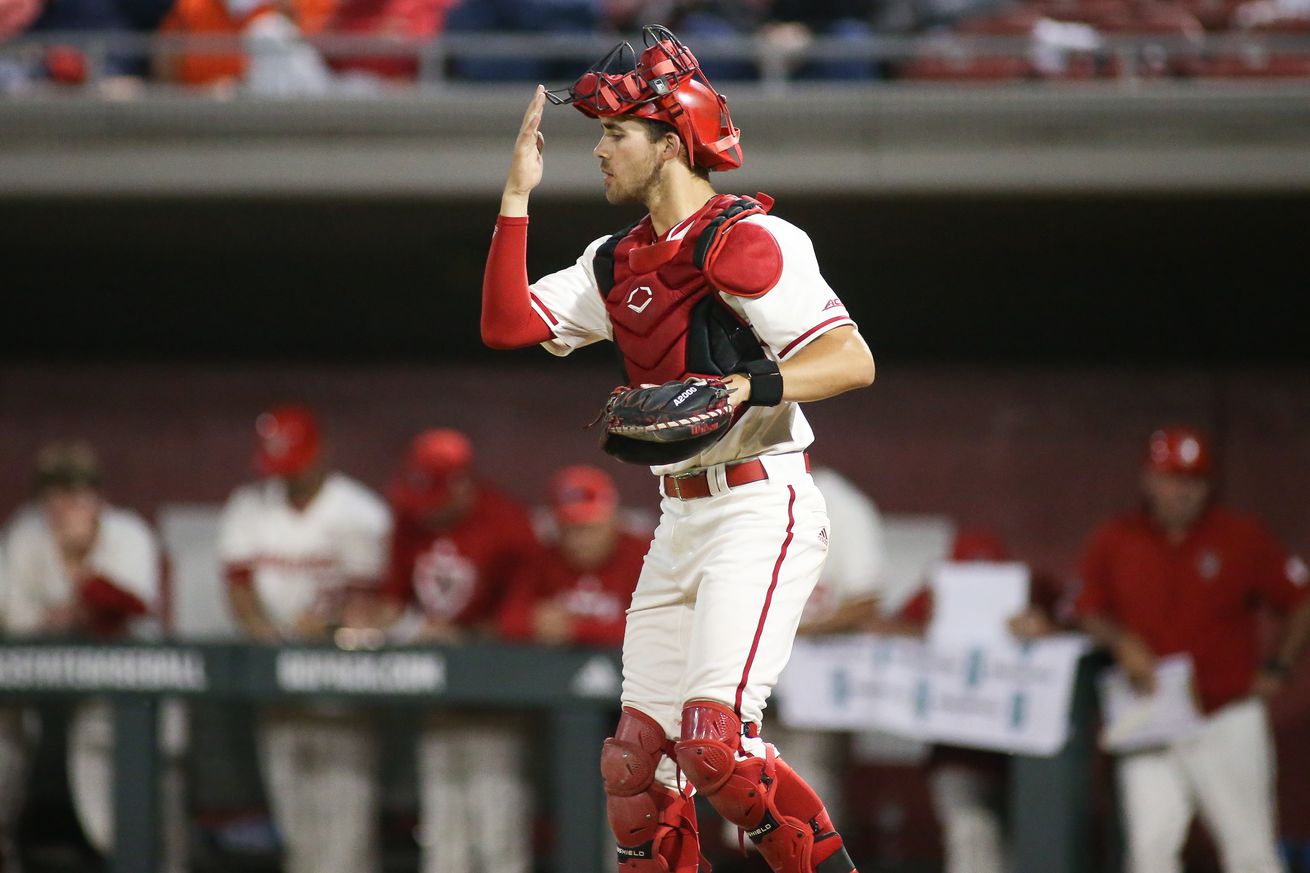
<box><xmin>600</xmin><ymin>377</ymin><xmax>735</xmax><ymax>465</ymax></box>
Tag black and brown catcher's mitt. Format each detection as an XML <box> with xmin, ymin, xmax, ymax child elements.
<box><xmin>600</xmin><ymin>377</ymin><xmax>734</xmax><ymax>465</ymax></box>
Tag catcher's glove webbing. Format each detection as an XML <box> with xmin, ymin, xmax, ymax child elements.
<box><xmin>600</xmin><ymin>377</ymin><xmax>734</xmax><ymax>465</ymax></box>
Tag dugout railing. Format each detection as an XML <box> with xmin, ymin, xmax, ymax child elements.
<box><xmin>0</xmin><ymin>639</ymin><xmax>1103</xmax><ymax>873</ymax></box>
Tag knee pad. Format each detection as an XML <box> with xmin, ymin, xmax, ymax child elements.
<box><xmin>674</xmin><ymin>701</ymin><xmax>857</xmax><ymax>873</ymax></box>
<box><xmin>601</xmin><ymin>708</ymin><xmax>701</xmax><ymax>873</ymax></box>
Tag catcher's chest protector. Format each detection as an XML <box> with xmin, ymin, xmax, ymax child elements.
<box><xmin>596</xmin><ymin>194</ymin><xmax>771</xmax><ymax>386</ymax></box>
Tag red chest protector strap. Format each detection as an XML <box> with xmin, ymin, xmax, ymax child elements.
<box><xmin>592</xmin><ymin>196</ymin><xmax>769</xmax><ymax>298</ymax></box>
<box><xmin>692</xmin><ymin>196</ymin><xmax>770</xmax><ymax>273</ymax></box>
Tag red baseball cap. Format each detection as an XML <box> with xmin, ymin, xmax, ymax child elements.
<box><xmin>950</xmin><ymin>528</ymin><xmax>1010</xmax><ymax>562</ymax></box>
<box><xmin>389</xmin><ymin>429</ymin><xmax>473</xmax><ymax>514</ymax></box>
<box><xmin>1146</xmin><ymin>426</ymin><xmax>1213</xmax><ymax>477</ymax></box>
<box><xmin>550</xmin><ymin>465</ymin><xmax>618</xmax><ymax>525</ymax></box>
<box><xmin>253</xmin><ymin>405</ymin><xmax>321</xmax><ymax>478</ymax></box>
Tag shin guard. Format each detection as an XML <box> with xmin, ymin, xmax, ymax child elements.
<box><xmin>674</xmin><ymin>701</ymin><xmax>856</xmax><ymax>873</ymax></box>
<box><xmin>601</xmin><ymin>707</ymin><xmax>702</xmax><ymax>872</ymax></box>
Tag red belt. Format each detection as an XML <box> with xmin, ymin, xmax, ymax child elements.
<box><xmin>662</xmin><ymin>453</ymin><xmax>810</xmax><ymax>500</ymax></box>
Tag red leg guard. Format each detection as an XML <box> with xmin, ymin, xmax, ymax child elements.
<box><xmin>674</xmin><ymin>701</ymin><xmax>857</xmax><ymax>873</ymax></box>
<box><xmin>601</xmin><ymin>707</ymin><xmax>702</xmax><ymax>873</ymax></box>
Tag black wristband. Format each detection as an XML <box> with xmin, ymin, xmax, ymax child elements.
<box><xmin>1262</xmin><ymin>658</ymin><xmax>1292</xmax><ymax>678</ymax></box>
<box><xmin>737</xmin><ymin>359</ymin><xmax>784</xmax><ymax>407</ymax></box>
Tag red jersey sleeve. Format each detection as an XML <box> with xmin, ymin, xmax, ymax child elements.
<box><xmin>1074</xmin><ymin>524</ymin><xmax>1116</xmax><ymax>617</ymax></box>
<box><xmin>382</xmin><ymin>517</ymin><xmax>418</xmax><ymax>604</ymax></box>
<box><xmin>568</xmin><ymin>613</ymin><xmax>627</xmax><ymax>649</ymax></box>
<box><xmin>1247</xmin><ymin>522</ymin><xmax>1310</xmax><ymax>612</ymax></box>
<box><xmin>481</xmin><ymin>215</ymin><xmax>555</xmax><ymax>349</ymax></box>
<box><xmin>496</xmin><ymin>554</ymin><xmax>542</xmax><ymax>642</ymax></box>
<box><xmin>80</xmin><ymin>574</ymin><xmax>150</xmax><ymax>636</ymax></box>
<box><xmin>899</xmin><ymin>588</ymin><xmax>933</xmax><ymax>625</ymax></box>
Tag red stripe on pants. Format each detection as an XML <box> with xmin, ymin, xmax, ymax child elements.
<box><xmin>734</xmin><ymin>485</ymin><xmax>797</xmax><ymax>716</ymax></box>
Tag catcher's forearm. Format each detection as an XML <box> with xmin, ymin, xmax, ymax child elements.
<box><xmin>777</xmin><ymin>326</ymin><xmax>875</xmax><ymax>402</ymax></box>
<box><xmin>481</xmin><ymin>215</ymin><xmax>555</xmax><ymax>349</ymax></box>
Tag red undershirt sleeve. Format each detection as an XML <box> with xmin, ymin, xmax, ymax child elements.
<box><xmin>481</xmin><ymin>215</ymin><xmax>555</xmax><ymax>349</ymax></box>
<box><xmin>80</xmin><ymin>574</ymin><xmax>150</xmax><ymax>636</ymax></box>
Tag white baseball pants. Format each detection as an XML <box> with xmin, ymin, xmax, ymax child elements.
<box><xmin>1117</xmin><ymin>697</ymin><xmax>1286</xmax><ymax>873</ymax></box>
<box><xmin>417</xmin><ymin>715</ymin><xmax>530</xmax><ymax>873</ymax></box>
<box><xmin>929</xmin><ymin>764</ymin><xmax>1006</xmax><ymax>873</ymax></box>
<box><xmin>0</xmin><ymin>707</ymin><xmax>25</xmax><ymax>873</ymax></box>
<box><xmin>257</xmin><ymin>709</ymin><xmax>379</xmax><ymax>873</ymax></box>
<box><xmin>67</xmin><ymin>699</ymin><xmax>189</xmax><ymax>873</ymax></box>
<box><xmin>622</xmin><ymin>452</ymin><xmax>829</xmax><ymax>788</ymax></box>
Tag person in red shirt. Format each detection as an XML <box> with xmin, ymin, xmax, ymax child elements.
<box><xmin>499</xmin><ymin>465</ymin><xmax>646</xmax><ymax>649</ymax></box>
<box><xmin>379</xmin><ymin>428</ymin><xmax>535</xmax><ymax>642</ymax></box>
<box><xmin>1075</xmin><ymin>426</ymin><xmax>1310</xmax><ymax>873</ymax></box>
<box><xmin>375</xmin><ymin>428</ymin><xmax>536</xmax><ymax>873</ymax></box>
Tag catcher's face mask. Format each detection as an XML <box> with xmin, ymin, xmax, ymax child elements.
<box><xmin>547</xmin><ymin>24</ymin><xmax>743</xmax><ymax>171</ymax></box>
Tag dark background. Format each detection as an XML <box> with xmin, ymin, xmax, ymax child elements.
<box><xmin>3</xmin><ymin>190</ymin><xmax>1310</xmax><ymax>870</ymax></box>
<box><xmin>3</xmin><ymin>192</ymin><xmax>1308</xmax><ymax>364</ymax></box>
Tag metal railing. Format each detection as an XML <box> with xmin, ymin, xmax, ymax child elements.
<box><xmin>2</xmin><ymin>30</ymin><xmax>1310</xmax><ymax>96</ymax></box>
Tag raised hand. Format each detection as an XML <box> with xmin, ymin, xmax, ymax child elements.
<box><xmin>502</xmin><ymin>85</ymin><xmax>547</xmax><ymax>216</ymax></box>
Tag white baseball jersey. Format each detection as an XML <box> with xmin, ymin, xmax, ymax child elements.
<box><xmin>802</xmin><ymin>467</ymin><xmax>885</xmax><ymax>624</ymax></box>
<box><xmin>528</xmin><ymin>213</ymin><xmax>857</xmax><ymax>474</ymax></box>
<box><xmin>217</xmin><ymin>473</ymin><xmax>391</xmax><ymax>632</ymax></box>
<box><xmin>2</xmin><ymin>504</ymin><xmax>161</xmax><ymax>637</ymax></box>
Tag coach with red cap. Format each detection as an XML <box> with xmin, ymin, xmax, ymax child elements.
<box><xmin>1075</xmin><ymin>426</ymin><xmax>1310</xmax><ymax>873</ymax></box>
<box><xmin>376</xmin><ymin>428</ymin><xmax>537</xmax><ymax>873</ymax></box>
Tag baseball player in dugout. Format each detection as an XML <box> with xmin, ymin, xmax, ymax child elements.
<box><xmin>1</xmin><ymin>441</ymin><xmax>187</xmax><ymax>873</ymax></box>
<box><xmin>481</xmin><ymin>25</ymin><xmax>875</xmax><ymax>873</ymax></box>
<box><xmin>218</xmin><ymin>406</ymin><xmax>392</xmax><ymax>873</ymax></box>
<box><xmin>1075</xmin><ymin>426</ymin><xmax>1310</xmax><ymax>873</ymax></box>
<box><xmin>374</xmin><ymin>428</ymin><xmax>537</xmax><ymax>873</ymax></box>
<box><xmin>498</xmin><ymin>465</ymin><xmax>646</xmax><ymax>649</ymax></box>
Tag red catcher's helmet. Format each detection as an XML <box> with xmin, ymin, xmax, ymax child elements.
<box><xmin>550</xmin><ymin>465</ymin><xmax>618</xmax><ymax>525</ymax></box>
<box><xmin>1146</xmin><ymin>426</ymin><xmax>1213</xmax><ymax>477</ymax></box>
<box><xmin>548</xmin><ymin>25</ymin><xmax>743</xmax><ymax>171</ymax></box>
<box><xmin>950</xmin><ymin>528</ymin><xmax>1010</xmax><ymax>562</ymax></box>
<box><xmin>388</xmin><ymin>428</ymin><xmax>474</xmax><ymax>515</ymax></box>
<box><xmin>253</xmin><ymin>405</ymin><xmax>321</xmax><ymax>478</ymax></box>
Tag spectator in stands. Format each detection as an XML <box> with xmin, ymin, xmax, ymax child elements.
<box><xmin>373</xmin><ymin>428</ymin><xmax>536</xmax><ymax>873</ymax></box>
<box><xmin>158</xmin><ymin>0</ymin><xmax>335</xmax><ymax>93</ymax></box>
<box><xmin>1</xmin><ymin>441</ymin><xmax>187</xmax><ymax>873</ymax></box>
<box><xmin>0</xmin><ymin>0</ymin><xmax>42</xmax><ymax>37</ymax></box>
<box><xmin>218</xmin><ymin>405</ymin><xmax>391</xmax><ymax>873</ymax></box>
<box><xmin>322</xmin><ymin>0</ymin><xmax>455</xmax><ymax>81</ymax></box>
<box><xmin>767</xmin><ymin>0</ymin><xmax>881</xmax><ymax>79</ymax></box>
<box><xmin>881</xmin><ymin>528</ymin><xmax>1061</xmax><ymax>873</ymax></box>
<box><xmin>497</xmin><ymin>465</ymin><xmax>644</xmax><ymax>649</ymax></box>
<box><xmin>442</xmin><ymin>0</ymin><xmax>600</xmax><ymax>81</ymax></box>
<box><xmin>604</xmin><ymin>0</ymin><xmax>768</xmax><ymax>79</ymax></box>
<box><xmin>19</xmin><ymin>0</ymin><xmax>172</xmax><ymax>91</ymax></box>
<box><xmin>1075</xmin><ymin>426</ymin><xmax>1310</xmax><ymax>873</ymax></box>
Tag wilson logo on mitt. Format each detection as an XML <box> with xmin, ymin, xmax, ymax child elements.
<box><xmin>599</xmin><ymin>377</ymin><xmax>735</xmax><ymax>464</ymax></box>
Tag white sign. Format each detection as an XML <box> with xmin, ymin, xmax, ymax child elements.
<box><xmin>276</xmin><ymin>651</ymin><xmax>446</xmax><ymax>694</ymax></box>
<box><xmin>929</xmin><ymin>561</ymin><xmax>1030</xmax><ymax>646</ymax></box>
<box><xmin>776</xmin><ymin>633</ymin><xmax>1089</xmax><ymax>757</ymax></box>
<box><xmin>0</xmin><ymin>647</ymin><xmax>208</xmax><ymax>692</ymax></box>
<box><xmin>1098</xmin><ymin>654</ymin><xmax>1202</xmax><ymax>752</ymax></box>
